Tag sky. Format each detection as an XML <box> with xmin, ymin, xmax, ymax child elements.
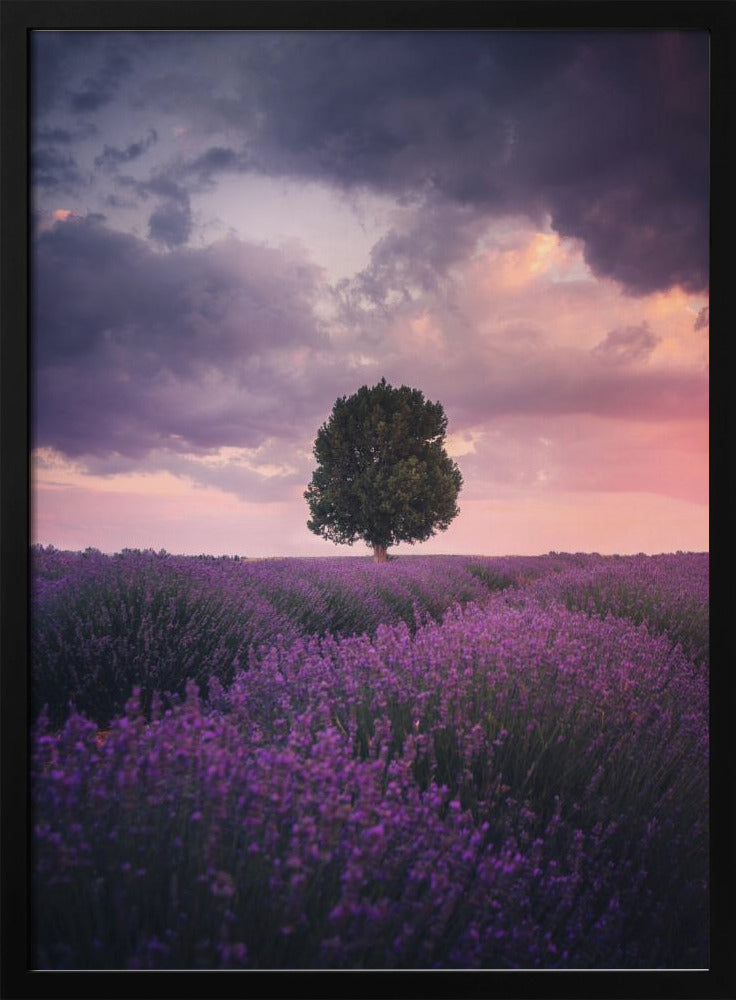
<box><xmin>30</xmin><ymin>29</ymin><xmax>709</xmax><ymax>557</ymax></box>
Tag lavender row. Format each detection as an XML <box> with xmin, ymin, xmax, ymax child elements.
<box><xmin>525</xmin><ymin>553</ymin><xmax>709</xmax><ymax>666</ymax></box>
<box><xmin>30</xmin><ymin>548</ymin><xmax>531</xmax><ymax>726</ymax></box>
<box><xmin>31</xmin><ymin>548</ymin><xmax>708</xmax><ymax>726</ymax></box>
<box><xmin>32</xmin><ymin>599</ymin><xmax>708</xmax><ymax>969</ymax></box>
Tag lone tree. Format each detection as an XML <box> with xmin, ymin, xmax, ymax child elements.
<box><xmin>305</xmin><ymin>378</ymin><xmax>463</xmax><ymax>561</ymax></box>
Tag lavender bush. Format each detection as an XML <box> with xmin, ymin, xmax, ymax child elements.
<box><xmin>526</xmin><ymin>553</ymin><xmax>709</xmax><ymax>666</ymax></box>
<box><xmin>32</xmin><ymin>548</ymin><xmax>524</xmax><ymax>725</ymax></box>
<box><xmin>31</xmin><ymin>549</ymin><xmax>298</xmax><ymax>726</ymax></box>
<box><xmin>31</xmin><ymin>553</ymin><xmax>708</xmax><ymax>969</ymax></box>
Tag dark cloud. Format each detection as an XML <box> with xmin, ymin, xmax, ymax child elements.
<box><xmin>94</xmin><ymin>129</ymin><xmax>158</xmax><ymax>170</ymax></box>
<box><xmin>104</xmin><ymin>192</ymin><xmax>140</xmax><ymax>210</ymax></box>
<box><xmin>591</xmin><ymin>323</ymin><xmax>661</xmax><ymax>366</ymax></box>
<box><xmin>105</xmin><ymin>31</ymin><xmax>701</xmax><ymax>294</ymax></box>
<box><xmin>32</xmin><ymin>32</ymin><xmax>139</xmax><ymax>115</ymax></box>
<box><xmin>31</xmin><ymin>147</ymin><xmax>84</xmax><ymax>188</ymax></box>
<box><xmin>234</xmin><ymin>32</ymin><xmax>708</xmax><ymax>295</ymax></box>
<box><xmin>33</xmin><ymin>216</ymin><xmax>328</xmax><ymax>459</ymax></box>
<box><xmin>31</xmin><ymin>32</ymin><xmax>76</xmax><ymax>116</ymax></box>
<box><xmin>69</xmin><ymin>50</ymin><xmax>133</xmax><ymax>112</ymax></box>
<box><xmin>112</xmin><ymin>172</ymin><xmax>194</xmax><ymax>246</ymax></box>
<box><xmin>232</xmin><ymin>32</ymin><xmax>516</xmax><ymax>196</ymax></box>
<box><xmin>694</xmin><ymin>306</ymin><xmax>709</xmax><ymax>331</ymax></box>
<box><xmin>545</xmin><ymin>177</ymin><xmax>708</xmax><ymax>296</ymax></box>
<box><xmin>184</xmin><ymin>146</ymin><xmax>252</xmax><ymax>185</ymax></box>
<box><xmin>33</xmin><ymin>31</ymin><xmax>708</xmax><ymax>296</ymax></box>
<box><xmin>35</xmin><ymin>122</ymin><xmax>98</xmax><ymax>144</ymax></box>
<box><xmin>148</xmin><ymin>199</ymin><xmax>192</xmax><ymax>247</ymax></box>
<box><xmin>145</xmin><ymin>175</ymin><xmax>192</xmax><ymax>246</ymax></box>
<box><xmin>109</xmin><ymin>145</ymin><xmax>252</xmax><ymax>205</ymax></box>
<box><xmin>118</xmin><ymin>174</ymin><xmax>191</xmax><ymax>207</ymax></box>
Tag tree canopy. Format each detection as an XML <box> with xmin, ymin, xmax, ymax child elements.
<box><xmin>304</xmin><ymin>378</ymin><xmax>462</xmax><ymax>560</ymax></box>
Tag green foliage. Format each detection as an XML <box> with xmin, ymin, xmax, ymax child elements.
<box><xmin>305</xmin><ymin>378</ymin><xmax>462</xmax><ymax>556</ymax></box>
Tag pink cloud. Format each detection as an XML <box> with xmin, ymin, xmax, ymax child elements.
<box><xmin>455</xmin><ymin>415</ymin><xmax>707</xmax><ymax>506</ymax></box>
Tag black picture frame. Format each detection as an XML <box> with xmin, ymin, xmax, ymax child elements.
<box><xmin>2</xmin><ymin>3</ymin><xmax>733</xmax><ymax>998</ymax></box>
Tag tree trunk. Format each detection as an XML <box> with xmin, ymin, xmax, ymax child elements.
<box><xmin>372</xmin><ymin>544</ymin><xmax>389</xmax><ymax>562</ymax></box>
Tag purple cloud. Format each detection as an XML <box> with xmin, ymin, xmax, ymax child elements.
<box><xmin>694</xmin><ymin>306</ymin><xmax>709</xmax><ymax>331</ymax></box>
<box><xmin>94</xmin><ymin>129</ymin><xmax>158</xmax><ymax>170</ymax></box>
<box><xmin>33</xmin><ymin>216</ymin><xmax>329</xmax><ymax>459</ymax></box>
<box><xmin>184</xmin><ymin>146</ymin><xmax>253</xmax><ymax>186</ymax></box>
<box><xmin>32</xmin><ymin>147</ymin><xmax>83</xmax><ymax>189</ymax></box>
<box><xmin>68</xmin><ymin>50</ymin><xmax>133</xmax><ymax>113</ymax></box>
<box><xmin>148</xmin><ymin>199</ymin><xmax>192</xmax><ymax>247</ymax></box>
<box><xmin>213</xmin><ymin>31</ymin><xmax>708</xmax><ymax>295</ymax></box>
<box><xmin>32</xmin><ymin>31</ymin><xmax>708</xmax><ymax>295</ymax></box>
<box><xmin>591</xmin><ymin>323</ymin><xmax>661</xmax><ymax>366</ymax></box>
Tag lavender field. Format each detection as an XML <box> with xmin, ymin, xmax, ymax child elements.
<box><xmin>30</xmin><ymin>548</ymin><xmax>709</xmax><ymax>970</ymax></box>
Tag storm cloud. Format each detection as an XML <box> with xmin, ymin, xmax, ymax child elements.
<box><xmin>33</xmin><ymin>216</ymin><xmax>329</xmax><ymax>458</ymax></box>
<box><xmin>224</xmin><ymin>32</ymin><xmax>708</xmax><ymax>294</ymax></box>
<box><xmin>32</xmin><ymin>31</ymin><xmax>708</xmax><ymax>296</ymax></box>
<box><xmin>32</xmin><ymin>146</ymin><xmax>84</xmax><ymax>189</ymax></box>
<box><xmin>94</xmin><ymin>129</ymin><xmax>158</xmax><ymax>170</ymax></box>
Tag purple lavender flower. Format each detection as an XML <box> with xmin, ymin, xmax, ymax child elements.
<box><xmin>30</xmin><ymin>550</ymin><xmax>708</xmax><ymax>969</ymax></box>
